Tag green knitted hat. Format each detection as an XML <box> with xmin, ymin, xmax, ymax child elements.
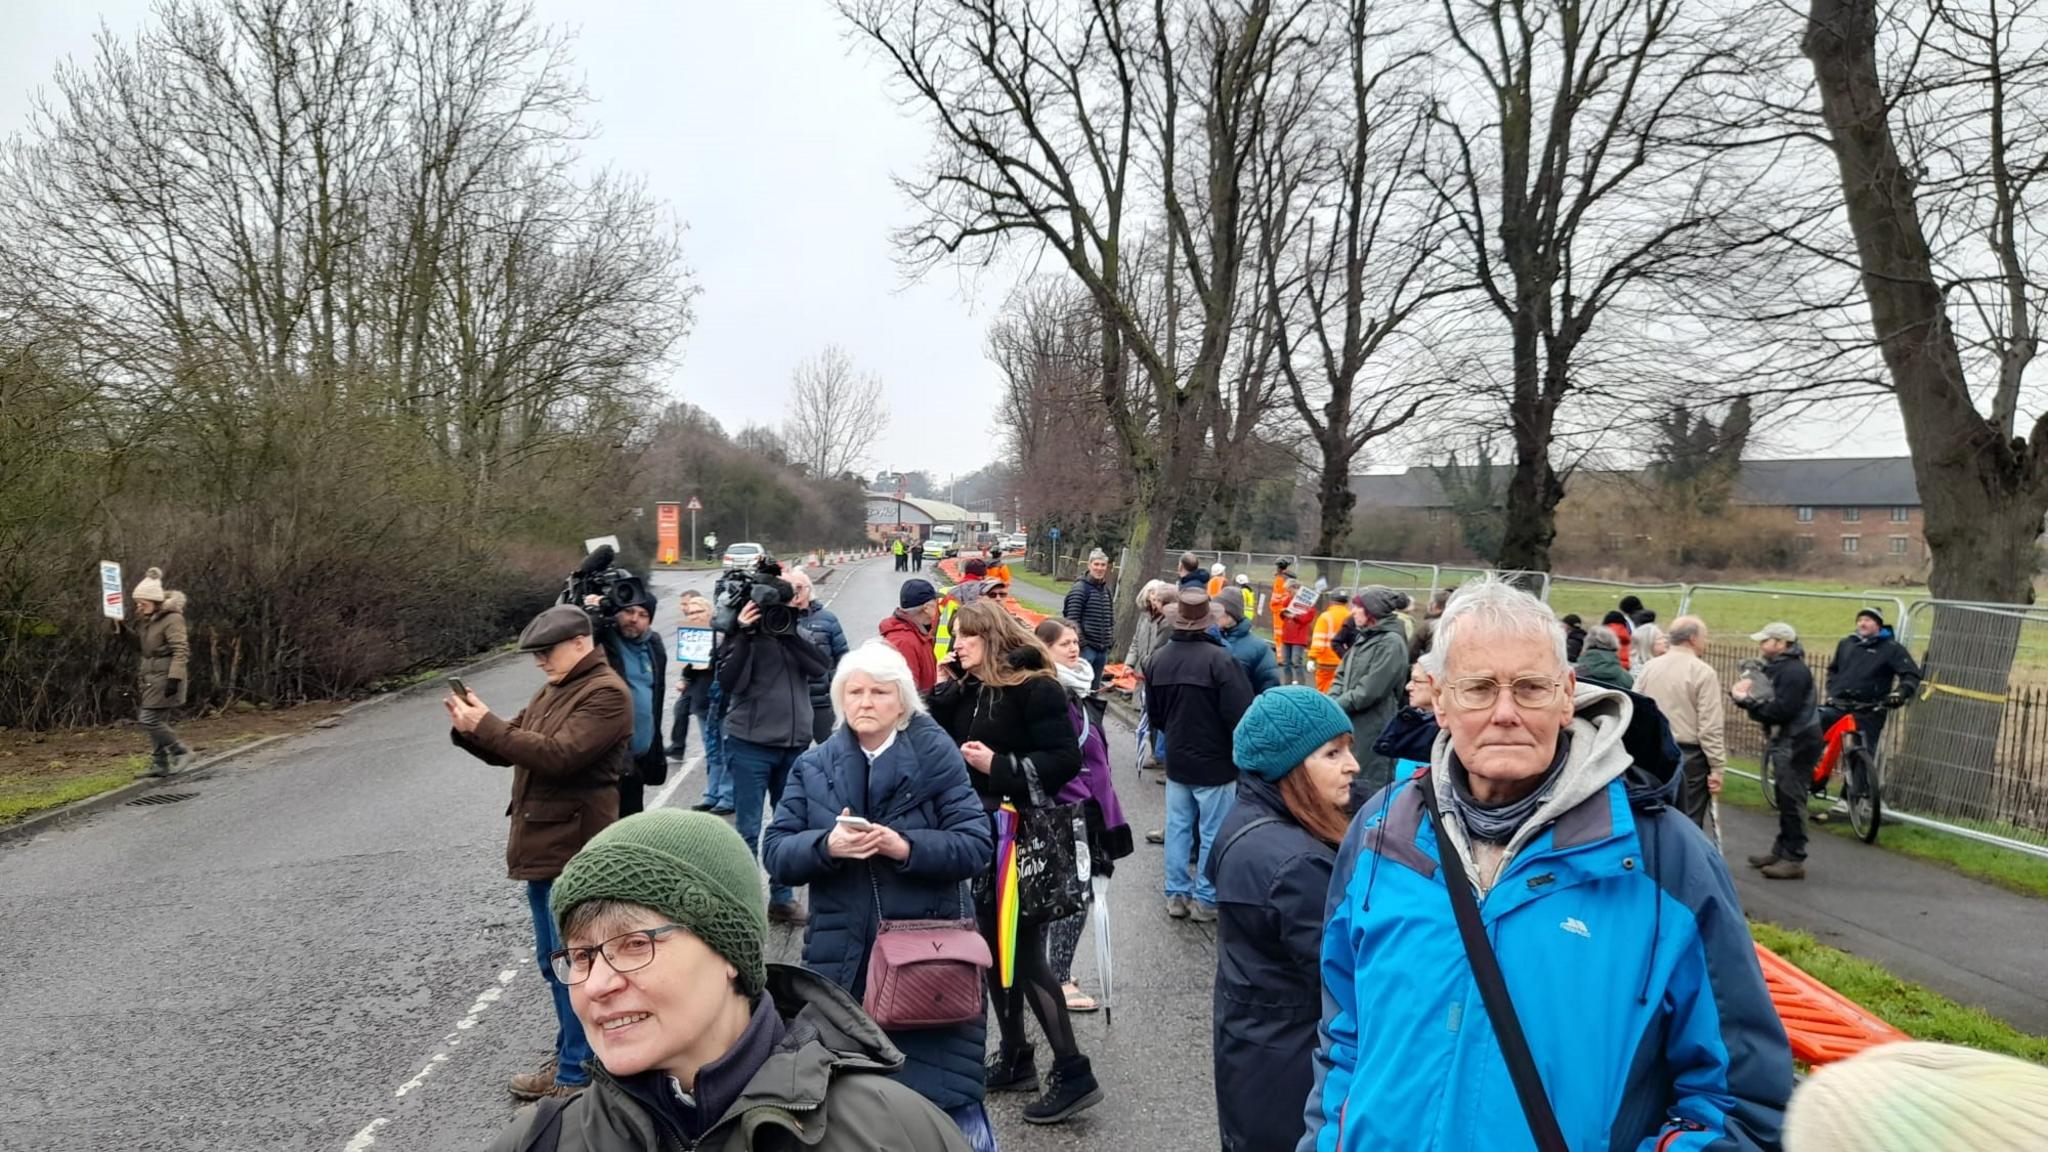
<box><xmin>549</xmin><ymin>810</ymin><xmax>769</xmax><ymax>998</ymax></box>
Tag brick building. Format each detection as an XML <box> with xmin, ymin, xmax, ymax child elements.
<box><xmin>1348</xmin><ymin>456</ymin><xmax>1926</xmax><ymax>571</ymax></box>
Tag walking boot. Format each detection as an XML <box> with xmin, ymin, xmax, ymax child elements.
<box><xmin>509</xmin><ymin>1058</ymin><xmax>560</xmax><ymax>1100</ymax></box>
<box><xmin>146</xmin><ymin>755</ymin><xmax>171</xmax><ymax>778</ymax></box>
<box><xmin>1023</xmin><ymin>1054</ymin><xmax>1104</xmax><ymax>1125</ymax></box>
<box><xmin>1760</xmin><ymin>859</ymin><xmax>1807</xmax><ymax>880</ymax></box>
<box><xmin>985</xmin><ymin>1046</ymin><xmax>1039</xmax><ymax>1093</ymax></box>
<box><xmin>166</xmin><ymin>747</ymin><xmax>196</xmax><ymax>774</ymax></box>
<box><xmin>1745</xmin><ymin>853</ymin><xmax>1779</xmax><ymax>870</ymax></box>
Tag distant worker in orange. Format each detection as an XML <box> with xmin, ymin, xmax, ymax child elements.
<box><xmin>1207</xmin><ymin>562</ymin><xmax>1228</xmax><ymax>599</ymax></box>
<box><xmin>986</xmin><ymin>548</ymin><xmax>1014</xmax><ymax>588</ymax></box>
<box><xmin>1308</xmin><ymin>589</ymin><xmax>1352</xmax><ymax>694</ymax></box>
<box><xmin>1271</xmin><ymin>559</ymin><xmax>1295</xmax><ymax>658</ymax></box>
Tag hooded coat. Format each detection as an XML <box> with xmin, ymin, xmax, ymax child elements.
<box><xmin>1207</xmin><ymin>773</ymin><xmax>1338</xmax><ymax>1152</ymax></box>
<box><xmin>1221</xmin><ymin>615</ymin><xmax>1282</xmax><ymax>695</ymax></box>
<box><xmin>136</xmin><ymin>591</ymin><xmax>191</xmax><ymax>709</ymax></box>
<box><xmin>797</xmin><ymin>603</ymin><xmax>851</xmax><ymax>743</ymax></box>
<box><xmin>877</xmin><ymin>610</ymin><xmax>939</xmax><ymax>696</ymax></box>
<box><xmin>762</xmin><ymin>714</ymin><xmax>993</xmax><ymax>1111</ymax></box>
<box><xmin>1826</xmin><ymin>631</ymin><xmax>1921</xmax><ymax>704</ymax></box>
<box><xmin>1575</xmin><ymin>644</ymin><xmax>1636</xmax><ymax>691</ymax></box>
<box><xmin>1327</xmin><ymin>616</ymin><xmax>1408</xmax><ymax>799</ymax></box>
<box><xmin>485</xmin><ymin>966</ymin><xmax>972</xmax><ymax>1152</ymax></box>
<box><xmin>1299</xmin><ymin>687</ymin><xmax>1792</xmax><ymax>1152</ymax></box>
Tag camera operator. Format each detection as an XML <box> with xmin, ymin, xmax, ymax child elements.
<box><xmin>788</xmin><ymin>569</ymin><xmax>849</xmax><ymax>745</ymax></box>
<box><xmin>584</xmin><ymin>583</ymin><xmax>667</xmax><ymax>818</ymax></box>
<box><xmin>717</xmin><ymin>561</ymin><xmax>833</xmax><ymax>925</ymax></box>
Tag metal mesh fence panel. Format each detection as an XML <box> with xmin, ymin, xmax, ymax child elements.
<box><xmin>1550</xmin><ymin>577</ymin><xmax>1686</xmax><ymax>629</ymax></box>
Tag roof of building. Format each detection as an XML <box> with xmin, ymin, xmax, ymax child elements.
<box><xmin>866</xmin><ymin>493</ymin><xmax>978</xmax><ymax>523</ymax></box>
<box><xmin>1731</xmin><ymin>457</ymin><xmax>1919</xmax><ymax>507</ymax></box>
<box><xmin>1349</xmin><ymin>456</ymin><xmax>1921</xmax><ymax>510</ymax></box>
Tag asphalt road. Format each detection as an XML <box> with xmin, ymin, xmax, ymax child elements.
<box><xmin>0</xmin><ymin>558</ymin><xmax>1217</xmax><ymax>1152</ymax></box>
<box><xmin>6</xmin><ymin>557</ymin><xmax>2042</xmax><ymax>1152</ymax></box>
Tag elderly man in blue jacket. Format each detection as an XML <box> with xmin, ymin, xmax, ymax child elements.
<box><xmin>1299</xmin><ymin>577</ymin><xmax>1791</xmax><ymax>1152</ymax></box>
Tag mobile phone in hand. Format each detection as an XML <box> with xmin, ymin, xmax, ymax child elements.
<box><xmin>447</xmin><ymin>676</ymin><xmax>470</xmax><ymax>701</ymax></box>
<box><xmin>834</xmin><ymin>813</ymin><xmax>874</xmax><ymax>829</ymax></box>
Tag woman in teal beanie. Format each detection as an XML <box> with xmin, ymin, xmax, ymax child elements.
<box><xmin>1206</xmin><ymin>687</ymin><xmax>1358</xmax><ymax>1152</ymax></box>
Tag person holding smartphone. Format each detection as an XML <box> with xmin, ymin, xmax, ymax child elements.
<box><xmin>763</xmin><ymin>642</ymin><xmax>995</xmax><ymax>1148</ymax></box>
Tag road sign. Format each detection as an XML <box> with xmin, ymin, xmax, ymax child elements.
<box><xmin>686</xmin><ymin>495</ymin><xmax>702</xmax><ymax>511</ymax></box>
<box><xmin>656</xmin><ymin>502</ymin><xmax>681</xmax><ymax>565</ymax></box>
<box><xmin>1048</xmin><ymin>527</ymin><xmax>1061</xmax><ymax>541</ymax></box>
<box><xmin>99</xmin><ymin>561</ymin><xmax>125</xmax><ymax>621</ymax></box>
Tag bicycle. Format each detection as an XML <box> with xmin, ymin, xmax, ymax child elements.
<box><xmin>1759</xmin><ymin>697</ymin><xmax>1902</xmax><ymax>844</ymax></box>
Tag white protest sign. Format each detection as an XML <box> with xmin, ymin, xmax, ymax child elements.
<box><xmin>99</xmin><ymin>561</ymin><xmax>125</xmax><ymax>621</ymax></box>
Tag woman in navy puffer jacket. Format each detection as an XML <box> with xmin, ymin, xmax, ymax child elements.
<box><xmin>1207</xmin><ymin>687</ymin><xmax>1359</xmax><ymax>1152</ymax></box>
<box><xmin>764</xmin><ymin>642</ymin><xmax>995</xmax><ymax>1146</ymax></box>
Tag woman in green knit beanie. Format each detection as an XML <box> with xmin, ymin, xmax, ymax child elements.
<box><xmin>488</xmin><ymin>809</ymin><xmax>969</xmax><ymax>1152</ymax></box>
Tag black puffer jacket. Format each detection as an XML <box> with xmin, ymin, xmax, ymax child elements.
<box><xmin>1205</xmin><ymin>774</ymin><xmax>1336</xmax><ymax>1152</ymax></box>
<box><xmin>927</xmin><ymin>647</ymin><xmax>1082</xmax><ymax>809</ymax></box>
<box><xmin>797</xmin><ymin>603</ymin><xmax>850</xmax><ymax>744</ymax></box>
<box><xmin>1062</xmin><ymin>575</ymin><xmax>1118</xmax><ymax>651</ymax></box>
<box><xmin>1146</xmin><ymin>630</ymin><xmax>1255</xmax><ymax>788</ymax></box>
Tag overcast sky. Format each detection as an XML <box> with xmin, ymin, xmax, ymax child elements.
<box><xmin>3</xmin><ymin>1</ymin><xmax>1910</xmax><ymax>479</ymax></box>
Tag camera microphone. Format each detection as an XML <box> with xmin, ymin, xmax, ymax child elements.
<box><xmin>574</xmin><ymin>544</ymin><xmax>616</xmax><ymax>577</ymax></box>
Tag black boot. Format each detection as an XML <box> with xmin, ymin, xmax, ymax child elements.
<box><xmin>984</xmin><ymin>1046</ymin><xmax>1038</xmax><ymax>1093</ymax></box>
<box><xmin>1022</xmin><ymin>1054</ymin><xmax>1103</xmax><ymax>1124</ymax></box>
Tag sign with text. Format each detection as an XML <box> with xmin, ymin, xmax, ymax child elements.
<box><xmin>675</xmin><ymin>626</ymin><xmax>715</xmax><ymax>668</ymax></box>
<box><xmin>656</xmin><ymin>502</ymin><xmax>681</xmax><ymax>565</ymax></box>
<box><xmin>99</xmin><ymin>560</ymin><xmax>125</xmax><ymax>620</ymax></box>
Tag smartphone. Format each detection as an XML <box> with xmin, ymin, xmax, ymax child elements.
<box><xmin>834</xmin><ymin>813</ymin><xmax>874</xmax><ymax>829</ymax></box>
<box><xmin>446</xmin><ymin>676</ymin><xmax>470</xmax><ymax>701</ymax></box>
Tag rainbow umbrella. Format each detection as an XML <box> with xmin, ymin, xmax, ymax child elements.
<box><xmin>992</xmin><ymin>804</ymin><xmax>1020</xmax><ymax>988</ymax></box>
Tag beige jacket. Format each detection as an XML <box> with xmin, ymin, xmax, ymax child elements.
<box><xmin>1635</xmin><ymin>647</ymin><xmax>1728</xmax><ymax>771</ymax></box>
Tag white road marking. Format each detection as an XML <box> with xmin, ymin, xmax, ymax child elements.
<box><xmin>343</xmin><ymin>963</ymin><xmax>520</xmax><ymax>1147</ymax></box>
<box><xmin>651</xmin><ymin>753</ymin><xmax>699</xmax><ymax>810</ymax></box>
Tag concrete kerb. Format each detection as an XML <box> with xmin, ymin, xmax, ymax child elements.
<box><xmin>0</xmin><ymin>731</ymin><xmax>298</xmax><ymax>848</ymax></box>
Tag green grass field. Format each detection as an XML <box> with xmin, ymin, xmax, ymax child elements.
<box><xmin>1546</xmin><ymin>576</ymin><xmax>1926</xmax><ymax>648</ymax></box>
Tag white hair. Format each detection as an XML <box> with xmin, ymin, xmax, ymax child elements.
<box><xmin>830</xmin><ymin>640</ymin><xmax>926</xmax><ymax>731</ymax></box>
<box><xmin>1419</xmin><ymin>576</ymin><xmax>1569</xmax><ymax>679</ymax></box>
<box><xmin>1137</xmin><ymin>578</ymin><xmax>1171</xmax><ymax>610</ymax></box>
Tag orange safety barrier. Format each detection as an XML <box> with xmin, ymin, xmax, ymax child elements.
<box><xmin>1755</xmin><ymin>944</ymin><xmax>1906</xmax><ymax>1067</ymax></box>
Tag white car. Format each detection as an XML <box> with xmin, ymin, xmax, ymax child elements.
<box><xmin>720</xmin><ymin>542</ymin><xmax>765</xmax><ymax>569</ymax></box>
<box><xmin>1000</xmin><ymin>533</ymin><xmax>1028</xmax><ymax>552</ymax></box>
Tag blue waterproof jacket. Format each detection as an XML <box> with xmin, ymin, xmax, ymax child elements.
<box><xmin>762</xmin><ymin>712</ymin><xmax>994</xmax><ymax>1111</ymax></box>
<box><xmin>1300</xmin><ymin>688</ymin><xmax>1791</xmax><ymax>1152</ymax></box>
<box><xmin>1222</xmin><ymin>616</ymin><xmax>1282</xmax><ymax>695</ymax></box>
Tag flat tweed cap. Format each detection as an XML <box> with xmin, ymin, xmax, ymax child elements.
<box><xmin>519</xmin><ymin>604</ymin><xmax>593</xmax><ymax>652</ymax></box>
<box><xmin>550</xmin><ymin>810</ymin><xmax>770</xmax><ymax>998</ymax></box>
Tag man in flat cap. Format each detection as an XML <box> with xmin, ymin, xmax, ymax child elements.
<box><xmin>445</xmin><ymin>602</ymin><xmax>633</xmax><ymax>1100</ymax></box>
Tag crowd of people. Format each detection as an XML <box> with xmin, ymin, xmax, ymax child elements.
<box><xmin>361</xmin><ymin>538</ymin><xmax>2026</xmax><ymax>1152</ymax></box>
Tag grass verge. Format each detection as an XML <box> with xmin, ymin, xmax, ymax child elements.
<box><xmin>1008</xmin><ymin>568</ymin><xmax>1070</xmax><ymax>605</ymax></box>
<box><xmin>0</xmin><ymin>757</ymin><xmax>153</xmax><ymax>823</ymax></box>
<box><xmin>1720</xmin><ymin>757</ymin><xmax>2048</xmax><ymax>901</ymax></box>
<box><xmin>1750</xmin><ymin>921</ymin><xmax>2048</xmax><ymax>1062</ymax></box>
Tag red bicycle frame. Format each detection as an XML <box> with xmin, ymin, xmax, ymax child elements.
<box><xmin>1813</xmin><ymin>711</ymin><xmax>1858</xmax><ymax>788</ymax></box>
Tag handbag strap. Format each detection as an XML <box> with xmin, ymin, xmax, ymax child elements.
<box><xmin>1415</xmin><ymin>773</ymin><xmax>1570</xmax><ymax>1152</ymax></box>
<box><xmin>1211</xmin><ymin>815</ymin><xmax>1284</xmax><ymax>874</ymax></box>
<box><xmin>1018</xmin><ymin>754</ymin><xmax>1051</xmax><ymax>808</ymax></box>
<box><xmin>869</xmin><ymin>860</ymin><xmax>970</xmax><ymax>925</ymax></box>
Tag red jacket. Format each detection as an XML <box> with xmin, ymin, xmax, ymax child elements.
<box><xmin>878</xmin><ymin>609</ymin><xmax>939</xmax><ymax>696</ymax></box>
<box><xmin>1280</xmin><ymin>608</ymin><xmax>1314</xmax><ymax>647</ymax></box>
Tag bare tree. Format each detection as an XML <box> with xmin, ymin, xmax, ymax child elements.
<box><xmin>1418</xmin><ymin>0</ymin><xmax>1766</xmax><ymax>570</ymax></box>
<box><xmin>1257</xmin><ymin>0</ymin><xmax>1451</xmax><ymax>559</ymax></box>
<box><xmin>841</xmin><ymin>0</ymin><xmax>1305</xmax><ymax>608</ymax></box>
<box><xmin>782</xmin><ymin>345</ymin><xmax>890</xmax><ymax>480</ymax></box>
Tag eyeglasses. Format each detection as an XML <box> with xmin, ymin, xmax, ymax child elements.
<box><xmin>1443</xmin><ymin>675</ymin><xmax>1567</xmax><ymax>711</ymax></box>
<box><xmin>548</xmin><ymin>924</ymin><xmax>686</xmax><ymax>985</ymax></box>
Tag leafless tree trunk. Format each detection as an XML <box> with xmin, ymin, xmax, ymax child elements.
<box><xmin>841</xmin><ymin>0</ymin><xmax>1304</xmax><ymax>625</ymax></box>
<box><xmin>783</xmin><ymin>344</ymin><xmax>891</xmax><ymax>479</ymax></box>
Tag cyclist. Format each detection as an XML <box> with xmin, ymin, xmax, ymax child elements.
<box><xmin>1825</xmin><ymin>608</ymin><xmax>1920</xmax><ymax>755</ymax></box>
<box><xmin>1732</xmin><ymin>622</ymin><xmax>1822</xmax><ymax>881</ymax></box>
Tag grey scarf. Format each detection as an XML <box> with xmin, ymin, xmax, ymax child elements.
<box><xmin>1448</xmin><ymin>734</ymin><xmax>1572</xmax><ymax>843</ymax></box>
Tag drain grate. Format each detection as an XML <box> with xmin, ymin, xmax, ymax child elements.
<box><xmin>127</xmin><ymin>791</ymin><xmax>199</xmax><ymax>807</ymax></box>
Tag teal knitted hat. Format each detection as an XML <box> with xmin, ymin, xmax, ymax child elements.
<box><xmin>549</xmin><ymin>810</ymin><xmax>769</xmax><ymax>998</ymax></box>
<box><xmin>1234</xmin><ymin>686</ymin><xmax>1354</xmax><ymax>781</ymax></box>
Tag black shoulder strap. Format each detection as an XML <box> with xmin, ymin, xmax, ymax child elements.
<box><xmin>517</xmin><ymin>1093</ymin><xmax>573</xmax><ymax>1152</ymax></box>
<box><xmin>1415</xmin><ymin>773</ymin><xmax>1570</xmax><ymax>1152</ymax></box>
<box><xmin>1212</xmin><ymin>815</ymin><xmax>1285</xmax><ymax>871</ymax></box>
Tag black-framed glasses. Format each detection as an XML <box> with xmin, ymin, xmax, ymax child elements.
<box><xmin>1443</xmin><ymin>675</ymin><xmax>1566</xmax><ymax>712</ymax></box>
<box><xmin>549</xmin><ymin>924</ymin><xmax>687</xmax><ymax>985</ymax></box>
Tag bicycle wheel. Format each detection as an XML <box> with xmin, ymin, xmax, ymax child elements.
<box><xmin>1845</xmin><ymin>746</ymin><xmax>1882</xmax><ymax>843</ymax></box>
<box><xmin>1760</xmin><ymin>748</ymin><xmax>1780</xmax><ymax>811</ymax></box>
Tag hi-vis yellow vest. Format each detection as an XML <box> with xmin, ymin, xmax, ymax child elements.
<box><xmin>933</xmin><ymin>595</ymin><xmax>958</xmax><ymax>662</ymax></box>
